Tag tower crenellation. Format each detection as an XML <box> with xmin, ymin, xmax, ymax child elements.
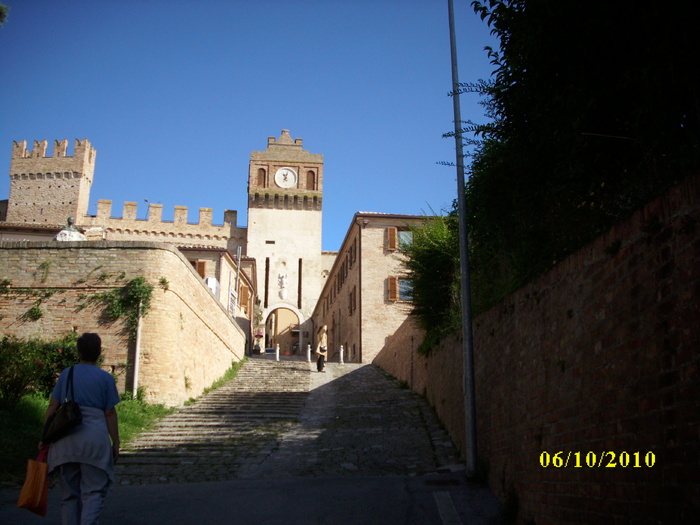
<box><xmin>6</xmin><ymin>138</ymin><xmax>96</xmax><ymax>225</ymax></box>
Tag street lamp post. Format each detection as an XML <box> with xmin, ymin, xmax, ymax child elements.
<box><xmin>447</xmin><ymin>0</ymin><xmax>478</xmax><ymax>477</ymax></box>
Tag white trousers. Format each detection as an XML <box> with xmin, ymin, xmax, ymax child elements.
<box><xmin>58</xmin><ymin>462</ymin><xmax>111</xmax><ymax>525</ymax></box>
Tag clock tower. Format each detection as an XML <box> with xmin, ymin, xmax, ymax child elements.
<box><xmin>246</xmin><ymin>130</ymin><xmax>325</xmax><ymax>352</ymax></box>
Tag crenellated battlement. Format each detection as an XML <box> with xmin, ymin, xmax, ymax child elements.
<box><xmin>94</xmin><ymin>200</ymin><xmax>238</xmax><ymax>227</ymax></box>
<box><xmin>6</xmin><ymin>139</ymin><xmax>96</xmax><ymax>225</ymax></box>
<box><xmin>12</xmin><ymin>138</ymin><xmax>96</xmax><ymax>164</ymax></box>
<box><xmin>85</xmin><ymin>200</ymin><xmax>245</xmax><ymax>249</ymax></box>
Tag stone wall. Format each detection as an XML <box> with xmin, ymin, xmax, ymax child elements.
<box><xmin>0</xmin><ymin>241</ymin><xmax>246</xmax><ymax>406</ymax></box>
<box><xmin>373</xmin><ymin>173</ymin><xmax>700</xmax><ymax>523</ymax></box>
<box><xmin>84</xmin><ymin>200</ymin><xmax>247</xmax><ymax>254</ymax></box>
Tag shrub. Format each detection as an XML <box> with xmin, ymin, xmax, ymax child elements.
<box><xmin>0</xmin><ymin>333</ymin><xmax>79</xmax><ymax>406</ymax></box>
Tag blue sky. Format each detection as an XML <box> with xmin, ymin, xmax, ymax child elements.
<box><xmin>0</xmin><ymin>0</ymin><xmax>497</xmax><ymax>251</ymax></box>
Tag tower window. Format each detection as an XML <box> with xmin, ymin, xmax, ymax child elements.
<box><xmin>257</xmin><ymin>168</ymin><xmax>266</xmax><ymax>187</ymax></box>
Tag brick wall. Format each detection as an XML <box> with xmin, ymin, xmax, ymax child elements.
<box><xmin>373</xmin><ymin>173</ymin><xmax>700</xmax><ymax>523</ymax></box>
<box><xmin>0</xmin><ymin>241</ymin><xmax>246</xmax><ymax>406</ymax></box>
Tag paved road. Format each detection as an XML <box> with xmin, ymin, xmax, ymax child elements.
<box><xmin>1</xmin><ymin>359</ymin><xmax>503</xmax><ymax>524</ymax></box>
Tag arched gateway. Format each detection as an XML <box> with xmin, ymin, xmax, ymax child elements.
<box><xmin>261</xmin><ymin>303</ymin><xmax>311</xmax><ymax>356</ymax></box>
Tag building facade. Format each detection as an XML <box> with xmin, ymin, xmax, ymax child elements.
<box><xmin>311</xmin><ymin>212</ymin><xmax>424</xmax><ymax>363</ymax></box>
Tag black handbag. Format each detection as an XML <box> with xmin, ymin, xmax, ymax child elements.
<box><xmin>41</xmin><ymin>366</ymin><xmax>82</xmax><ymax>444</ymax></box>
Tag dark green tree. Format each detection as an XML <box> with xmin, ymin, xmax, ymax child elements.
<box><xmin>406</xmin><ymin>1</ymin><xmax>699</xmax><ymax>345</ymax></box>
<box><xmin>0</xmin><ymin>5</ymin><xmax>8</xmax><ymax>28</ymax></box>
<box><xmin>463</xmin><ymin>0</ymin><xmax>699</xmax><ymax>307</ymax></box>
<box><xmin>400</xmin><ymin>215</ymin><xmax>461</xmax><ymax>353</ymax></box>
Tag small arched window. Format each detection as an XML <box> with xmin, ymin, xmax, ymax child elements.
<box><xmin>306</xmin><ymin>171</ymin><xmax>316</xmax><ymax>190</ymax></box>
<box><xmin>257</xmin><ymin>168</ymin><xmax>266</xmax><ymax>187</ymax></box>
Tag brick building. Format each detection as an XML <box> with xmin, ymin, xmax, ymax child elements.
<box><xmin>311</xmin><ymin>212</ymin><xmax>425</xmax><ymax>363</ymax></box>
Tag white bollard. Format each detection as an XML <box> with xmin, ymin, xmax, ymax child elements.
<box><xmin>339</xmin><ymin>345</ymin><xmax>344</xmax><ymax>364</ymax></box>
<box><xmin>307</xmin><ymin>344</ymin><xmax>312</xmax><ymax>363</ymax></box>
<box><xmin>275</xmin><ymin>344</ymin><xmax>280</xmax><ymax>362</ymax></box>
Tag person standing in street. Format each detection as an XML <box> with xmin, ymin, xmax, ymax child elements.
<box><xmin>316</xmin><ymin>345</ymin><xmax>328</xmax><ymax>372</ymax></box>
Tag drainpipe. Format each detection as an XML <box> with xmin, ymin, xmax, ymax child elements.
<box><xmin>132</xmin><ymin>301</ymin><xmax>143</xmax><ymax>400</ymax></box>
<box><xmin>233</xmin><ymin>246</ymin><xmax>242</xmax><ymax>315</ymax></box>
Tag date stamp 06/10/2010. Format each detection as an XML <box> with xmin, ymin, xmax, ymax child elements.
<box><xmin>539</xmin><ymin>451</ymin><xmax>656</xmax><ymax>469</ymax></box>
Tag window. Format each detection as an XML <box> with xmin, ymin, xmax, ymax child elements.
<box><xmin>257</xmin><ymin>168</ymin><xmax>266</xmax><ymax>187</ymax></box>
<box><xmin>388</xmin><ymin>276</ymin><xmax>412</xmax><ymax>302</ymax></box>
<box><xmin>398</xmin><ymin>230</ymin><xmax>413</xmax><ymax>249</ymax></box>
<box><xmin>388</xmin><ymin>227</ymin><xmax>412</xmax><ymax>251</ymax></box>
<box><xmin>306</xmin><ymin>170</ymin><xmax>316</xmax><ymax>190</ymax></box>
<box><xmin>190</xmin><ymin>260</ymin><xmax>206</xmax><ymax>279</ymax></box>
<box><xmin>348</xmin><ymin>286</ymin><xmax>357</xmax><ymax>315</ymax></box>
<box><xmin>399</xmin><ymin>279</ymin><xmax>413</xmax><ymax>301</ymax></box>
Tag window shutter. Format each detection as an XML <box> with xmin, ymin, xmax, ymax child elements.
<box><xmin>196</xmin><ymin>261</ymin><xmax>206</xmax><ymax>278</ymax></box>
<box><xmin>388</xmin><ymin>276</ymin><xmax>399</xmax><ymax>301</ymax></box>
<box><xmin>387</xmin><ymin>227</ymin><xmax>398</xmax><ymax>251</ymax></box>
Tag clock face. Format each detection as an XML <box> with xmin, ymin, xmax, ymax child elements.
<box><xmin>274</xmin><ymin>167</ymin><xmax>298</xmax><ymax>188</ymax></box>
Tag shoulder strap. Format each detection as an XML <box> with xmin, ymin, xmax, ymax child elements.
<box><xmin>66</xmin><ymin>366</ymin><xmax>76</xmax><ymax>402</ymax></box>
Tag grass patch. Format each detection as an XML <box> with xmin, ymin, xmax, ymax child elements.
<box><xmin>202</xmin><ymin>358</ymin><xmax>246</xmax><ymax>396</ymax></box>
<box><xmin>0</xmin><ymin>394</ymin><xmax>48</xmax><ymax>487</ymax></box>
<box><xmin>1</xmin><ymin>359</ymin><xmax>247</xmax><ymax>486</ymax></box>
<box><xmin>0</xmin><ymin>394</ymin><xmax>173</xmax><ymax>487</ymax></box>
<box><xmin>116</xmin><ymin>397</ymin><xmax>175</xmax><ymax>445</ymax></box>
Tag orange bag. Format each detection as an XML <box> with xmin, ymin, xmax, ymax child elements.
<box><xmin>17</xmin><ymin>448</ymin><xmax>49</xmax><ymax>517</ymax></box>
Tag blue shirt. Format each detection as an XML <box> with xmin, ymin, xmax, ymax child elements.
<box><xmin>51</xmin><ymin>363</ymin><xmax>120</xmax><ymax>411</ymax></box>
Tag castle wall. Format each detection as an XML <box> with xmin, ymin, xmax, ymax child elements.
<box><xmin>0</xmin><ymin>241</ymin><xmax>246</xmax><ymax>406</ymax></box>
<box><xmin>372</xmin><ymin>173</ymin><xmax>700</xmax><ymax>523</ymax></box>
<box><xmin>83</xmin><ymin>200</ymin><xmax>247</xmax><ymax>254</ymax></box>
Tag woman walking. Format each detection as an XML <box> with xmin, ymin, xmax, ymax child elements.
<box><xmin>40</xmin><ymin>333</ymin><xmax>120</xmax><ymax>525</ymax></box>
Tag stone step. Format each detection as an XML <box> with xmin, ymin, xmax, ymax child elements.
<box><xmin>117</xmin><ymin>357</ymin><xmax>311</xmax><ymax>483</ymax></box>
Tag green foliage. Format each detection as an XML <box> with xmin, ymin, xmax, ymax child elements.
<box><xmin>0</xmin><ymin>333</ymin><xmax>79</xmax><ymax>407</ymax></box>
<box><xmin>202</xmin><ymin>359</ymin><xmax>246</xmax><ymax>396</ymax></box>
<box><xmin>92</xmin><ymin>276</ymin><xmax>153</xmax><ymax>340</ymax></box>
<box><xmin>0</xmin><ymin>4</ymin><xmax>8</xmax><ymax>28</ymax></box>
<box><xmin>115</xmin><ymin>396</ymin><xmax>174</xmax><ymax>445</ymax></box>
<box><xmin>400</xmin><ymin>216</ymin><xmax>461</xmax><ymax>353</ymax></box>
<box><xmin>19</xmin><ymin>303</ymin><xmax>44</xmax><ymax>321</ymax></box>
<box><xmin>462</xmin><ymin>0</ymin><xmax>698</xmax><ymax>311</ymax></box>
<box><xmin>0</xmin><ymin>392</ymin><xmax>174</xmax><ymax>486</ymax></box>
<box><xmin>0</xmin><ymin>394</ymin><xmax>49</xmax><ymax>486</ymax></box>
<box><xmin>408</xmin><ymin>2</ymin><xmax>698</xmax><ymax>351</ymax></box>
<box><xmin>36</xmin><ymin>260</ymin><xmax>52</xmax><ymax>283</ymax></box>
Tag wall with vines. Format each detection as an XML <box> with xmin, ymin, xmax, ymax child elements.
<box><xmin>0</xmin><ymin>241</ymin><xmax>247</xmax><ymax>406</ymax></box>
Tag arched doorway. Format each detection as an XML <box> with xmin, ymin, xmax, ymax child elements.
<box><xmin>264</xmin><ymin>305</ymin><xmax>303</xmax><ymax>355</ymax></box>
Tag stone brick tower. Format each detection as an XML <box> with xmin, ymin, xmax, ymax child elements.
<box><xmin>246</xmin><ymin>130</ymin><xmax>325</xmax><ymax>351</ymax></box>
<box><xmin>6</xmin><ymin>139</ymin><xmax>95</xmax><ymax>225</ymax></box>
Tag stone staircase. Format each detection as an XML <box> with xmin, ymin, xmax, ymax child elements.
<box><xmin>116</xmin><ymin>357</ymin><xmax>312</xmax><ymax>485</ymax></box>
